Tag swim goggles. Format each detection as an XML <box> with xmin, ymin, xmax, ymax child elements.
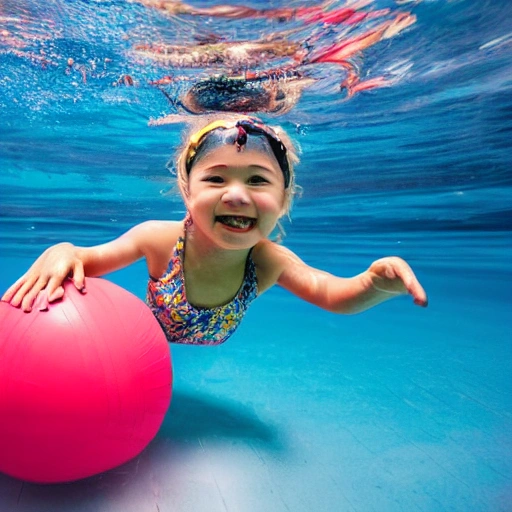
<box><xmin>185</xmin><ymin>118</ymin><xmax>291</xmax><ymax>188</ymax></box>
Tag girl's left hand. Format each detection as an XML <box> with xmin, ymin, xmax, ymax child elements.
<box><xmin>368</xmin><ymin>257</ymin><xmax>428</xmax><ymax>307</ymax></box>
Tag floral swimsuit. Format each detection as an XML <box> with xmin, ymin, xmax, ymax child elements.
<box><xmin>146</xmin><ymin>230</ymin><xmax>258</xmax><ymax>345</ymax></box>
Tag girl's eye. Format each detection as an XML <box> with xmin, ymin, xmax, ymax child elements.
<box><xmin>248</xmin><ymin>175</ymin><xmax>269</xmax><ymax>185</ymax></box>
<box><xmin>204</xmin><ymin>176</ymin><xmax>224</xmax><ymax>183</ymax></box>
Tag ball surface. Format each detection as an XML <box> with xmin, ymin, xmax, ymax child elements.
<box><xmin>0</xmin><ymin>278</ymin><xmax>172</xmax><ymax>483</ymax></box>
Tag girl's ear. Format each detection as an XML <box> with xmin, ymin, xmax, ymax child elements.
<box><xmin>178</xmin><ymin>179</ymin><xmax>190</xmax><ymax>204</ymax></box>
<box><xmin>279</xmin><ymin>190</ymin><xmax>291</xmax><ymax>218</ymax></box>
<box><xmin>182</xmin><ymin>194</ymin><xmax>193</xmax><ymax>213</ymax></box>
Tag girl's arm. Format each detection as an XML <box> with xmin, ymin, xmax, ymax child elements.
<box><xmin>1</xmin><ymin>220</ymin><xmax>181</xmax><ymax>312</ymax></box>
<box><xmin>255</xmin><ymin>241</ymin><xmax>427</xmax><ymax>313</ymax></box>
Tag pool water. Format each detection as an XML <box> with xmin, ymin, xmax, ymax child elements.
<box><xmin>1</xmin><ymin>0</ymin><xmax>511</xmax><ymax>510</ymax></box>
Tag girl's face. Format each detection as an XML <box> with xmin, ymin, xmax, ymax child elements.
<box><xmin>184</xmin><ymin>143</ymin><xmax>286</xmax><ymax>250</ymax></box>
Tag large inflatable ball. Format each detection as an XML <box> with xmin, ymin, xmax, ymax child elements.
<box><xmin>0</xmin><ymin>278</ymin><xmax>172</xmax><ymax>483</ymax></box>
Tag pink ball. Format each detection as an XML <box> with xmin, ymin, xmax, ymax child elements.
<box><xmin>0</xmin><ymin>278</ymin><xmax>172</xmax><ymax>483</ymax></box>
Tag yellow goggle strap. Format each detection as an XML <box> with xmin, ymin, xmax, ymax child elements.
<box><xmin>186</xmin><ymin>120</ymin><xmax>234</xmax><ymax>165</ymax></box>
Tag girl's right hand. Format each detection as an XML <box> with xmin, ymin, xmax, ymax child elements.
<box><xmin>1</xmin><ymin>242</ymin><xmax>86</xmax><ymax>312</ymax></box>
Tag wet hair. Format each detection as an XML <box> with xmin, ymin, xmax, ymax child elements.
<box><xmin>173</xmin><ymin>114</ymin><xmax>300</xmax><ymax>215</ymax></box>
<box><xmin>183</xmin><ymin>76</ymin><xmax>278</xmax><ymax>113</ymax></box>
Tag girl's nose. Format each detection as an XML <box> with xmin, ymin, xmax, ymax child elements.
<box><xmin>222</xmin><ymin>183</ymin><xmax>250</xmax><ymax>206</ymax></box>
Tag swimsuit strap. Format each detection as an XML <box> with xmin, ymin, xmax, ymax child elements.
<box><xmin>146</xmin><ymin>215</ymin><xmax>258</xmax><ymax>345</ymax></box>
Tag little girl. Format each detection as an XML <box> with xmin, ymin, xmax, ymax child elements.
<box><xmin>1</xmin><ymin>116</ymin><xmax>427</xmax><ymax>345</ymax></box>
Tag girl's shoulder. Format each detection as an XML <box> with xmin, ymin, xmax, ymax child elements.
<box><xmin>131</xmin><ymin>220</ymin><xmax>183</xmax><ymax>247</ymax></box>
<box><xmin>252</xmin><ymin>239</ymin><xmax>301</xmax><ymax>293</ymax></box>
<box><xmin>127</xmin><ymin>220</ymin><xmax>184</xmax><ymax>277</ymax></box>
<box><xmin>130</xmin><ymin>220</ymin><xmax>184</xmax><ymax>279</ymax></box>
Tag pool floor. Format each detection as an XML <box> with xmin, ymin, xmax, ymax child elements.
<box><xmin>0</xmin><ymin>269</ymin><xmax>511</xmax><ymax>512</ymax></box>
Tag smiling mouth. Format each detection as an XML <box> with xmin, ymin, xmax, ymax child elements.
<box><xmin>216</xmin><ymin>215</ymin><xmax>256</xmax><ymax>230</ymax></box>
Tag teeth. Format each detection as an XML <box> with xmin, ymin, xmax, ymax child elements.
<box><xmin>217</xmin><ymin>216</ymin><xmax>254</xmax><ymax>229</ymax></box>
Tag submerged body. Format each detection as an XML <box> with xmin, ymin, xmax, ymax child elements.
<box><xmin>2</xmin><ymin>117</ymin><xmax>427</xmax><ymax>345</ymax></box>
<box><xmin>147</xmin><ymin>216</ymin><xmax>258</xmax><ymax>344</ymax></box>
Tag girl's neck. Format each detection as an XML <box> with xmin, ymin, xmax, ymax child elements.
<box><xmin>181</xmin><ymin>221</ymin><xmax>253</xmax><ymax>308</ymax></box>
<box><xmin>183</xmin><ymin>222</ymin><xmax>251</xmax><ymax>273</ymax></box>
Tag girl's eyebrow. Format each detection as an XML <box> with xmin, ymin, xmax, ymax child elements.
<box><xmin>201</xmin><ymin>163</ymin><xmax>278</xmax><ymax>173</ymax></box>
<box><xmin>247</xmin><ymin>164</ymin><xmax>276</xmax><ymax>173</ymax></box>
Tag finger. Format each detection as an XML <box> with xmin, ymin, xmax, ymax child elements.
<box><xmin>19</xmin><ymin>277</ymin><xmax>48</xmax><ymax>312</ymax></box>
<box><xmin>47</xmin><ymin>285</ymin><xmax>65</xmax><ymax>303</ymax></box>
<box><xmin>1</xmin><ymin>276</ymin><xmax>27</xmax><ymax>303</ymax></box>
<box><xmin>72</xmin><ymin>261</ymin><xmax>86</xmax><ymax>292</ymax></box>
<box><xmin>398</xmin><ymin>268</ymin><xmax>428</xmax><ymax>307</ymax></box>
<box><xmin>412</xmin><ymin>285</ymin><xmax>428</xmax><ymax>307</ymax></box>
<box><xmin>414</xmin><ymin>295</ymin><xmax>428</xmax><ymax>307</ymax></box>
<box><xmin>34</xmin><ymin>290</ymin><xmax>50</xmax><ymax>312</ymax></box>
<box><xmin>10</xmin><ymin>274</ymin><xmax>41</xmax><ymax>308</ymax></box>
<box><xmin>385</xmin><ymin>264</ymin><xmax>398</xmax><ymax>280</ymax></box>
<box><xmin>46</xmin><ymin>274</ymin><xmax>67</xmax><ymax>302</ymax></box>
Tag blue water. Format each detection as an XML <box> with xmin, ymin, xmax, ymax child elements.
<box><xmin>1</xmin><ymin>0</ymin><xmax>511</xmax><ymax>511</ymax></box>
